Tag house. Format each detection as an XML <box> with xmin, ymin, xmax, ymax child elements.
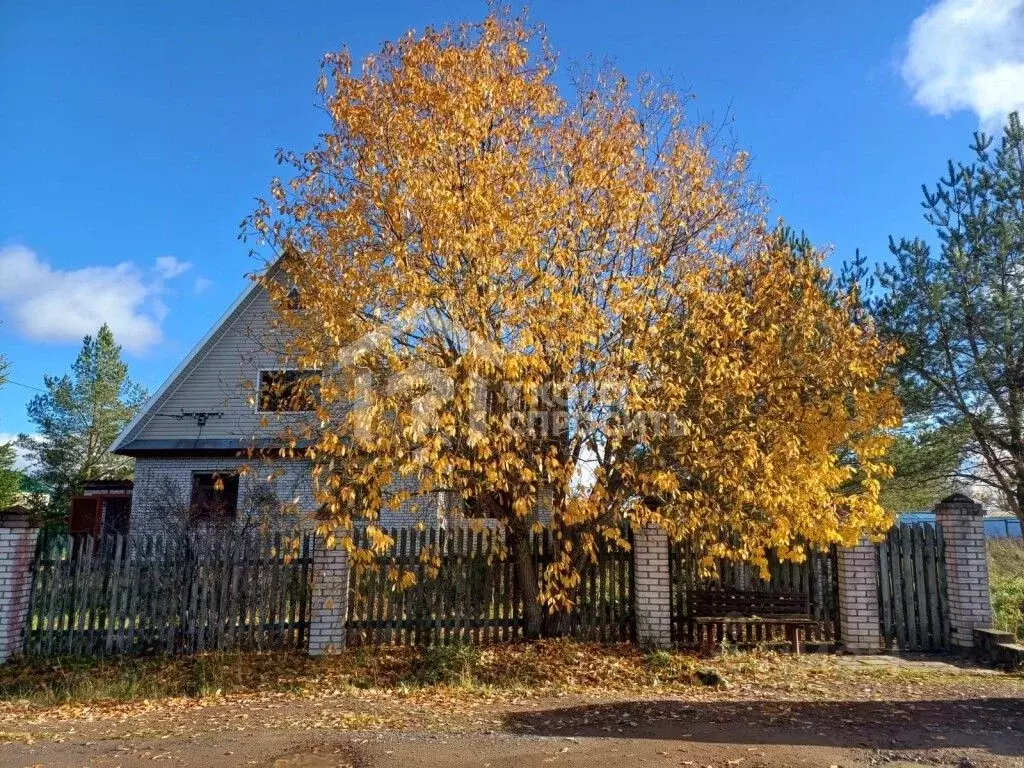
<box><xmin>110</xmin><ymin>267</ymin><xmax>447</xmax><ymax>534</ymax></box>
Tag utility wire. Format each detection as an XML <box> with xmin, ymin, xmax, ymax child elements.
<box><xmin>2</xmin><ymin>379</ymin><xmax>46</xmax><ymax>393</ymax></box>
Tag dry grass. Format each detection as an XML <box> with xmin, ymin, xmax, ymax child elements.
<box><xmin>989</xmin><ymin>538</ymin><xmax>1024</xmax><ymax>640</ymax></box>
<box><xmin>0</xmin><ymin>644</ymin><xmax>696</xmax><ymax>706</ymax></box>
<box><xmin>0</xmin><ymin>641</ymin><xmax>1013</xmax><ymax>712</ymax></box>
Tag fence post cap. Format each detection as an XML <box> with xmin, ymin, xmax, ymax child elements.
<box><xmin>934</xmin><ymin>494</ymin><xmax>984</xmax><ymax>515</ymax></box>
<box><xmin>0</xmin><ymin>506</ymin><xmax>37</xmax><ymax>529</ymax></box>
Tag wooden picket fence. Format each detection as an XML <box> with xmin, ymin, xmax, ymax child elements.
<box><xmin>24</xmin><ymin>531</ymin><xmax>314</xmax><ymax>656</ymax></box>
<box><xmin>669</xmin><ymin>544</ymin><xmax>841</xmax><ymax>646</ymax></box>
<box><xmin>877</xmin><ymin>522</ymin><xmax>951</xmax><ymax>652</ymax></box>
<box><xmin>22</xmin><ymin>521</ymin><xmax>954</xmax><ymax>658</ymax></box>
<box><xmin>345</xmin><ymin>525</ymin><xmax>634</xmax><ymax>646</ymax></box>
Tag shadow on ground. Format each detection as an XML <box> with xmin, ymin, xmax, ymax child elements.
<box><xmin>504</xmin><ymin>697</ymin><xmax>1024</xmax><ymax>757</ymax></box>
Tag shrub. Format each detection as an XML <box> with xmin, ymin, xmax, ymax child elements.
<box><xmin>414</xmin><ymin>644</ymin><xmax>481</xmax><ymax>686</ymax></box>
<box><xmin>645</xmin><ymin>649</ymin><xmax>675</xmax><ymax>671</ymax></box>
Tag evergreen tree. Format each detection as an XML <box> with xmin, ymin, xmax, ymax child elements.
<box><xmin>0</xmin><ymin>444</ymin><xmax>20</xmax><ymax>510</ymax></box>
<box><xmin>18</xmin><ymin>325</ymin><xmax>147</xmax><ymax>524</ymax></box>
<box><xmin>0</xmin><ymin>355</ymin><xmax>20</xmax><ymax>509</ymax></box>
<box><xmin>878</xmin><ymin>426</ymin><xmax>967</xmax><ymax>513</ymax></box>
<box><xmin>874</xmin><ymin>112</ymin><xmax>1024</xmax><ymax>522</ymax></box>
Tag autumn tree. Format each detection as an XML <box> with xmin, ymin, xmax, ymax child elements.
<box><xmin>19</xmin><ymin>324</ymin><xmax>147</xmax><ymax>525</ymax></box>
<box><xmin>771</xmin><ymin>230</ymin><xmax>955</xmax><ymax>515</ymax></box>
<box><xmin>875</xmin><ymin>112</ymin><xmax>1024</xmax><ymax>523</ymax></box>
<box><xmin>246</xmin><ymin>14</ymin><xmax>900</xmax><ymax>636</ymax></box>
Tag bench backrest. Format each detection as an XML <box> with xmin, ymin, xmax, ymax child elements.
<box><xmin>689</xmin><ymin>587</ymin><xmax>811</xmax><ymax>618</ymax></box>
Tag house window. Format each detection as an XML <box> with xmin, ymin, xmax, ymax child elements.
<box><xmin>287</xmin><ymin>285</ymin><xmax>302</xmax><ymax>311</ymax></box>
<box><xmin>190</xmin><ymin>472</ymin><xmax>239</xmax><ymax>520</ymax></box>
<box><xmin>258</xmin><ymin>369</ymin><xmax>321</xmax><ymax>412</ymax></box>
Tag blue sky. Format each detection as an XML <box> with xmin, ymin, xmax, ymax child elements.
<box><xmin>2</xmin><ymin>0</ymin><xmax>1023</xmax><ymax>442</ymax></box>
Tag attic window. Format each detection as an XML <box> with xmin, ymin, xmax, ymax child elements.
<box><xmin>258</xmin><ymin>369</ymin><xmax>321</xmax><ymax>412</ymax></box>
<box><xmin>287</xmin><ymin>285</ymin><xmax>302</xmax><ymax>311</ymax></box>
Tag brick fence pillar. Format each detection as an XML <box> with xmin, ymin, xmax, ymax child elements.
<box><xmin>308</xmin><ymin>532</ymin><xmax>350</xmax><ymax>656</ymax></box>
<box><xmin>934</xmin><ymin>494</ymin><xmax>992</xmax><ymax>650</ymax></box>
<box><xmin>0</xmin><ymin>509</ymin><xmax>40</xmax><ymax>664</ymax></box>
<box><xmin>632</xmin><ymin>524</ymin><xmax>672</xmax><ymax>649</ymax></box>
<box><xmin>837</xmin><ymin>538</ymin><xmax>881</xmax><ymax>653</ymax></box>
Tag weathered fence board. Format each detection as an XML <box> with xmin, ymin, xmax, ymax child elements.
<box><xmin>24</xmin><ymin>531</ymin><xmax>313</xmax><ymax>657</ymax></box>
<box><xmin>876</xmin><ymin>522</ymin><xmax>950</xmax><ymax>652</ymax></box>
<box><xmin>345</xmin><ymin>525</ymin><xmax>634</xmax><ymax>646</ymax></box>
<box><xmin>669</xmin><ymin>543</ymin><xmax>841</xmax><ymax>647</ymax></box>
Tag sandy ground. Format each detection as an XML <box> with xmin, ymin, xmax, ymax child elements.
<box><xmin>1</xmin><ymin>657</ymin><xmax>1022</xmax><ymax>767</ymax></box>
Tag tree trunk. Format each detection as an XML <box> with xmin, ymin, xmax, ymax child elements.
<box><xmin>506</xmin><ymin>521</ymin><xmax>593</xmax><ymax>639</ymax></box>
<box><xmin>507</xmin><ymin>523</ymin><xmax>544</xmax><ymax>639</ymax></box>
<box><xmin>1013</xmin><ymin>478</ymin><xmax>1024</xmax><ymax>528</ymax></box>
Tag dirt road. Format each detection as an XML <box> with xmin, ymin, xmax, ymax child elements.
<box><xmin>3</xmin><ymin>693</ymin><xmax>1023</xmax><ymax>767</ymax></box>
<box><xmin>3</xmin><ymin>651</ymin><xmax>1023</xmax><ymax>768</ymax></box>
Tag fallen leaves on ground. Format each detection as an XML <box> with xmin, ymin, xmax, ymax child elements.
<box><xmin>0</xmin><ymin>642</ymin><xmax>1019</xmax><ymax>744</ymax></box>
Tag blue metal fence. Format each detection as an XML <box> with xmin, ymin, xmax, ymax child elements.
<box><xmin>898</xmin><ymin>512</ymin><xmax>1021</xmax><ymax>538</ymax></box>
<box><xmin>984</xmin><ymin>517</ymin><xmax>1022</xmax><ymax>538</ymax></box>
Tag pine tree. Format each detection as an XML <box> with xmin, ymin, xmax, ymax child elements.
<box><xmin>0</xmin><ymin>355</ymin><xmax>20</xmax><ymax>509</ymax></box>
<box><xmin>18</xmin><ymin>325</ymin><xmax>147</xmax><ymax>524</ymax></box>
<box><xmin>875</xmin><ymin>112</ymin><xmax>1024</xmax><ymax>522</ymax></box>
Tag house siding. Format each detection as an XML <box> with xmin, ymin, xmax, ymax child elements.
<box><xmin>122</xmin><ymin>285</ymin><xmax>312</xmax><ymax>446</ymax></box>
<box><xmin>120</xmin><ymin>277</ymin><xmax>549</xmax><ymax>533</ymax></box>
<box><xmin>131</xmin><ymin>457</ymin><xmax>450</xmax><ymax>534</ymax></box>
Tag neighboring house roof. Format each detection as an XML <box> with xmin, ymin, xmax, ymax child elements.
<box><xmin>111</xmin><ymin>266</ymin><xmax>275</xmax><ymax>456</ymax></box>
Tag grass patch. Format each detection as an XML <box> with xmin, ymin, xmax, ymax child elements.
<box><xmin>0</xmin><ymin>639</ymin><xmax>1011</xmax><ymax>711</ymax></box>
<box><xmin>989</xmin><ymin>537</ymin><xmax>1024</xmax><ymax>641</ymax></box>
<box><xmin>414</xmin><ymin>644</ymin><xmax>481</xmax><ymax>686</ymax></box>
<box><xmin>0</xmin><ymin>643</ymin><xmax>712</xmax><ymax>706</ymax></box>
<box><xmin>0</xmin><ymin>653</ymin><xmax>329</xmax><ymax>706</ymax></box>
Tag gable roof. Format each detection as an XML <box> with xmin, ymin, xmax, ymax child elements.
<box><xmin>111</xmin><ymin>270</ymin><xmax>272</xmax><ymax>455</ymax></box>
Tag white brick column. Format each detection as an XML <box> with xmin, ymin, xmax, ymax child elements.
<box><xmin>632</xmin><ymin>524</ymin><xmax>672</xmax><ymax>649</ymax></box>
<box><xmin>837</xmin><ymin>538</ymin><xmax>881</xmax><ymax>653</ymax></box>
<box><xmin>0</xmin><ymin>510</ymin><xmax>39</xmax><ymax>663</ymax></box>
<box><xmin>934</xmin><ymin>494</ymin><xmax>992</xmax><ymax>649</ymax></box>
<box><xmin>308</xmin><ymin>533</ymin><xmax>350</xmax><ymax>656</ymax></box>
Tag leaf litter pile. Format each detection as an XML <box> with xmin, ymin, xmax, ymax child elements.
<box><xmin>0</xmin><ymin>642</ymin><xmax>1019</xmax><ymax>744</ymax></box>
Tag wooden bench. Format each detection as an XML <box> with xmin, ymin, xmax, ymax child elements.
<box><xmin>688</xmin><ymin>588</ymin><xmax>819</xmax><ymax>653</ymax></box>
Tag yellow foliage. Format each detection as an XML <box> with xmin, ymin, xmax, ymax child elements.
<box><xmin>247</xmin><ymin>12</ymin><xmax>900</xmax><ymax>602</ymax></box>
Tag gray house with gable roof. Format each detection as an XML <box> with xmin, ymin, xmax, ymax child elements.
<box><xmin>110</xmin><ymin>268</ymin><xmax>446</xmax><ymax>534</ymax></box>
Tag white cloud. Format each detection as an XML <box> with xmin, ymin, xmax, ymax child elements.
<box><xmin>0</xmin><ymin>433</ymin><xmax>34</xmax><ymax>471</ymax></box>
<box><xmin>154</xmin><ymin>255</ymin><xmax>192</xmax><ymax>280</ymax></box>
<box><xmin>193</xmin><ymin>277</ymin><xmax>213</xmax><ymax>295</ymax></box>
<box><xmin>0</xmin><ymin>245</ymin><xmax>188</xmax><ymax>354</ymax></box>
<box><xmin>902</xmin><ymin>0</ymin><xmax>1024</xmax><ymax>129</ymax></box>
